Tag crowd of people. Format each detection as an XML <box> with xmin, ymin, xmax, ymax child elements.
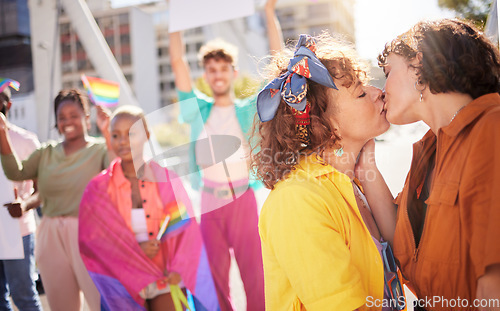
<box><xmin>1</xmin><ymin>1</ymin><xmax>500</xmax><ymax>310</ymax></box>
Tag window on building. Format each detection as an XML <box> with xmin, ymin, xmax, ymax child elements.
<box><xmin>0</xmin><ymin>0</ymin><xmax>18</xmax><ymax>36</ymax></box>
<box><xmin>120</xmin><ymin>33</ymin><xmax>130</xmax><ymax>45</ymax></box>
<box><xmin>308</xmin><ymin>3</ymin><xmax>329</xmax><ymax>18</ymax></box>
<box><xmin>61</xmin><ymin>42</ymin><xmax>72</xmax><ymax>56</ymax></box>
<box><xmin>62</xmin><ymin>61</ymin><xmax>73</xmax><ymax>73</ymax></box>
<box><xmin>76</xmin><ymin>40</ymin><xmax>84</xmax><ymax>53</ymax></box>
<box><xmin>99</xmin><ymin>16</ymin><xmax>114</xmax><ymax>32</ymax></box>
<box><xmin>195</xmin><ymin>42</ymin><xmax>202</xmax><ymax>52</ymax></box>
<box><xmin>86</xmin><ymin>60</ymin><xmax>94</xmax><ymax>70</ymax></box>
<box><xmin>77</xmin><ymin>59</ymin><xmax>86</xmax><ymax>70</ymax></box>
<box><xmin>118</xmin><ymin>13</ymin><xmax>129</xmax><ymax>25</ymax></box>
<box><xmin>160</xmin><ymin>82</ymin><xmax>165</xmax><ymax>91</ymax></box>
<box><xmin>121</xmin><ymin>53</ymin><xmax>131</xmax><ymax>65</ymax></box>
<box><xmin>60</xmin><ymin>23</ymin><xmax>70</xmax><ymax>35</ymax></box>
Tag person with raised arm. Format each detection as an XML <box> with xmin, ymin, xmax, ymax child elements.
<box><xmin>0</xmin><ymin>86</ymin><xmax>43</xmax><ymax>311</ymax></box>
<box><xmin>168</xmin><ymin>1</ymin><xmax>283</xmax><ymax>310</ymax></box>
<box><xmin>0</xmin><ymin>89</ymin><xmax>112</xmax><ymax>311</ymax></box>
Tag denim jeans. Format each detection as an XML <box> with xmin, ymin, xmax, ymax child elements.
<box><xmin>0</xmin><ymin>233</ymin><xmax>43</xmax><ymax>311</ymax></box>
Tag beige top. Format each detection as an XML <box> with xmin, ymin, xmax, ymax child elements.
<box><xmin>1</xmin><ymin>137</ymin><xmax>108</xmax><ymax>217</ymax></box>
<box><xmin>195</xmin><ymin>105</ymin><xmax>250</xmax><ymax>182</ymax></box>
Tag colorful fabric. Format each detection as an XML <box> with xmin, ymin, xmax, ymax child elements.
<box><xmin>0</xmin><ymin>78</ymin><xmax>20</xmax><ymax>93</ymax></box>
<box><xmin>79</xmin><ymin>159</ymin><xmax>220</xmax><ymax>311</ymax></box>
<box><xmin>256</xmin><ymin>34</ymin><xmax>337</xmax><ymax>123</ymax></box>
<box><xmin>259</xmin><ymin>153</ymin><xmax>384</xmax><ymax>311</ymax></box>
<box><xmin>81</xmin><ymin>74</ymin><xmax>119</xmax><ymax>107</ymax></box>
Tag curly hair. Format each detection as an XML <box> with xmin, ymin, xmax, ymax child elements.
<box><xmin>54</xmin><ymin>89</ymin><xmax>90</xmax><ymax>128</ymax></box>
<box><xmin>198</xmin><ymin>38</ymin><xmax>238</xmax><ymax>68</ymax></box>
<box><xmin>378</xmin><ymin>19</ymin><xmax>500</xmax><ymax>98</ymax></box>
<box><xmin>251</xmin><ymin>33</ymin><xmax>369</xmax><ymax>189</ymax></box>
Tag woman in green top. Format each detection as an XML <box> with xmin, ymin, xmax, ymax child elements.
<box><xmin>0</xmin><ymin>89</ymin><xmax>112</xmax><ymax>311</ymax></box>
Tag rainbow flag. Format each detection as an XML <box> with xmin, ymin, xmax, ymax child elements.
<box><xmin>81</xmin><ymin>74</ymin><xmax>119</xmax><ymax>107</ymax></box>
<box><xmin>0</xmin><ymin>78</ymin><xmax>20</xmax><ymax>93</ymax></box>
<box><xmin>79</xmin><ymin>160</ymin><xmax>220</xmax><ymax>311</ymax></box>
<box><xmin>158</xmin><ymin>202</ymin><xmax>191</xmax><ymax>240</ymax></box>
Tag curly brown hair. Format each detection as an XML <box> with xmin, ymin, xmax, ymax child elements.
<box><xmin>54</xmin><ymin>89</ymin><xmax>90</xmax><ymax>128</ymax></box>
<box><xmin>251</xmin><ymin>33</ymin><xmax>369</xmax><ymax>189</ymax></box>
<box><xmin>378</xmin><ymin>19</ymin><xmax>500</xmax><ymax>98</ymax></box>
<box><xmin>198</xmin><ymin>38</ymin><xmax>238</xmax><ymax>68</ymax></box>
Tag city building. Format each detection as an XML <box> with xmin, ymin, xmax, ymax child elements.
<box><xmin>59</xmin><ymin>2</ymin><xmax>159</xmax><ymax>113</ymax></box>
<box><xmin>2</xmin><ymin>0</ymin><xmax>356</xmax><ymax>136</ymax></box>
<box><xmin>276</xmin><ymin>0</ymin><xmax>355</xmax><ymax>45</ymax></box>
<box><xmin>59</xmin><ymin>0</ymin><xmax>355</xmax><ymax>107</ymax></box>
<box><xmin>0</xmin><ymin>0</ymin><xmax>37</xmax><ymax>132</ymax></box>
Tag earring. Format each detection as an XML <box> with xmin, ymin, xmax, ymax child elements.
<box><xmin>334</xmin><ymin>146</ymin><xmax>344</xmax><ymax>157</ymax></box>
<box><xmin>414</xmin><ymin>80</ymin><xmax>426</xmax><ymax>102</ymax></box>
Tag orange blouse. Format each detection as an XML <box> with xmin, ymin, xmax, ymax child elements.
<box><xmin>107</xmin><ymin>159</ymin><xmax>166</xmax><ymax>270</ymax></box>
<box><xmin>393</xmin><ymin>93</ymin><xmax>500</xmax><ymax>310</ymax></box>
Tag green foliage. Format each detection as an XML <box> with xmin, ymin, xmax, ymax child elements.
<box><xmin>438</xmin><ymin>0</ymin><xmax>493</xmax><ymax>28</ymax></box>
<box><xmin>195</xmin><ymin>74</ymin><xmax>261</xmax><ymax>99</ymax></box>
<box><xmin>152</xmin><ymin>121</ymin><xmax>190</xmax><ymax>147</ymax></box>
<box><xmin>151</xmin><ymin>104</ymin><xmax>190</xmax><ymax>147</ymax></box>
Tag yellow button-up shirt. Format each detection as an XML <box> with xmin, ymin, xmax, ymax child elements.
<box><xmin>259</xmin><ymin>154</ymin><xmax>384</xmax><ymax>311</ymax></box>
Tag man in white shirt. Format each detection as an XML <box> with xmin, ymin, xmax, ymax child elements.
<box><xmin>0</xmin><ymin>87</ymin><xmax>42</xmax><ymax>311</ymax></box>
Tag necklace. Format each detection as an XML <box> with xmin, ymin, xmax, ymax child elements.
<box><xmin>450</xmin><ymin>105</ymin><xmax>466</xmax><ymax>124</ymax></box>
<box><xmin>352</xmin><ymin>181</ymin><xmax>370</xmax><ymax>212</ymax></box>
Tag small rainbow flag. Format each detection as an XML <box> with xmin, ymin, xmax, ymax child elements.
<box><xmin>81</xmin><ymin>74</ymin><xmax>119</xmax><ymax>107</ymax></box>
<box><xmin>158</xmin><ymin>202</ymin><xmax>191</xmax><ymax>241</ymax></box>
<box><xmin>0</xmin><ymin>78</ymin><xmax>20</xmax><ymax>93</ymax></box>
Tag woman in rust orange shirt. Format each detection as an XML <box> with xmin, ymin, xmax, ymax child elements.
<box><xmin>356</xmin><ymin>19</ymin><xmax>500</xmax><ymax>311</ymax></box>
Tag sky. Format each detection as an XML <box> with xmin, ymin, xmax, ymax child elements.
<box><xmin>110</xmin><ymin>0</ymin><xmax>455</xmax><ymax>62</ymax></box>
<box><xmin>355</xmin><ymin>0</ymin><xmax>454</xmax><ymax>61</ymax></box>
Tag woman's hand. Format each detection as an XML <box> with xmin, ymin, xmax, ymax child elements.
<box><xmin>3</xmin><ymin>188</ymin><xmax>25</xmax><ymax>218</ymax></box>
<box><xmin>355</xmin><ymin>139</ymin><xmax>377</xmax><ymax>183</ymax></box>
<box><xmin>96</xmin><ymin>105</ymin><xmax>111</xmax><ymax>135</ymax></box>
<box><xmin>139</xmin><ymin>240</ymin><xmax>160</xmax><ymax>259</ymax></box>
<box><xmin>165</xmin><ymin>272</ymin><xmax>182</xmax><ymax>285</ymax></box>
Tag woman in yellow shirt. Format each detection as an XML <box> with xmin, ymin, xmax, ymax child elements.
<box><xmin>252</xmin><ymin>34</ymin><xmax>396</xmax><ymax>310</ymax></box>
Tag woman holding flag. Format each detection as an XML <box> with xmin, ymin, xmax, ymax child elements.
<box><xmin>79</xmin><ymin>105</ymin><xmax>219</xmax><ymax>311</ymax></box>
<box><xmin>0</xmin><ymin>88</ymin><xmax>111</xmax><ymax>311</ymax></box>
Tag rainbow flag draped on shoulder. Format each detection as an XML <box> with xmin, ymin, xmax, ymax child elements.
<box><xmin>79</xmin><ymin>159</ymin><xmax>219</xmax><ymax>311</ymax></box>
